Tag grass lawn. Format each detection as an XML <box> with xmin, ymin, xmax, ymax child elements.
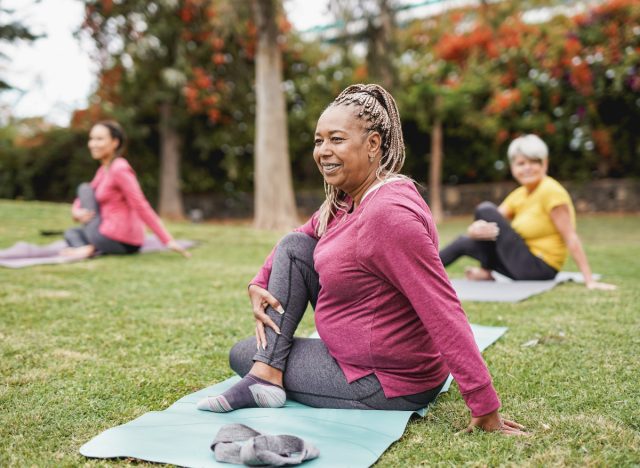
<box><xmin>1</xmin><ymin>199</ymin><xmax>639</xmax><ymax>467</ymax></box>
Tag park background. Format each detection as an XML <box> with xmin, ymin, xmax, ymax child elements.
<box><xmin>1</xmin><ymin>0</ymin><xmax>639</xmax><ymax>228</ymax></box>
<box><xmin>1</xmin><ymin>1</ymin><xmax>639</xmax><ymax>467</ymax></box>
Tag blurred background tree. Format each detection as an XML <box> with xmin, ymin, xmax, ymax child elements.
<box><xmin>78</xmin><ymin>0</ymin><xmax>250</xmax><ymax>219</ymax></box>
<box><xmin>0</xmin><ymin>1</ymin><xmax>42</xmax><ymax>92</ymax></box>
<box><xmin>252</xmin><ymin>0</ymin><xmax>298</xmax><ymax>230</ymax></box>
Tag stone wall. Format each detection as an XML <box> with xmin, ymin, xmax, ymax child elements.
<box><xmin>184</xmin><ymin>178</ymin><xmax>640</xmax><ymax>220</ymax></box>
<box><xmin>437</xmin><ymin>178</ymin><xmax>640</xmax><ymax>215</ymax></box>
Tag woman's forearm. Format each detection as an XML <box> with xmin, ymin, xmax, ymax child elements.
<box><xmin>566</xmin><ymin>233</ymin><xmax>593</xmax><ymax>284</ymax></box>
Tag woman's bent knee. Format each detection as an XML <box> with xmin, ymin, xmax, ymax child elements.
<box><xmin>64</xmin><ymin>227</ymin><xmax>86</xmax><ymax>247</ymax></box>
<box><xmin>475</xmin><ymin>201</ymin><xmax>499</xmax><ymax>220</ymax></box>
<box><xmin>276</xmin><ymin>232</ymin><xmax>317</xmax><ymax>260</ymax></box>
<box><xmin>279</xmin><ymin>232</ymin><xmax>315</xmax><ymax>249</ymax></box>
<box><xmin>63</xmin><ymin>228</ymin><xmax>75</xmax><ymax>244</ymax></box>
<box><xmin>77</xmin><ymin>182</ymin><xmax>93</xmax><ymax>197</ymax></box>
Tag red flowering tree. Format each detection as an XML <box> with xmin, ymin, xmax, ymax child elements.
<box><xmin>80</xmin><ymin>0</ymin><xmax>253</xmax><ymax>219</ymax></box>
<box><xmin>80</xmin><ymin>0</ymin><xmax>304</xmax><ymax>227</ymax></box>
<box><xmin>398</xmin><ymin>0</ymin><xmax>640</xmax><ymax>191</ymax></box>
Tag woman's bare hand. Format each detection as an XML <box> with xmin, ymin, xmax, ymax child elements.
<box><xmin>248</xmin><ymin>284</ymin><xmax>284</xmax><ymax>350</ymax></box>
<box><xmin>462</xmin><ymin>410</ymin><xmax>527</xmax><ymax>436</ymax></box>
<box><xmin>586</xmin><ymin>280</ymin><xmax>616</xmax><ymax>291</ymax></box>
<box><xmin>73</xmin><ymin>208</ymin><xmax>95</xmax><ymax>224</ymax></box>
<box><xmin>167</xmin><ymin>239</ymin><xmax>191</xmax><ymax>258</ymax></box>
<box><xmin>467</xmin><ymin>220</ymin><xmax>500</xmax><ymax>241</ymax></box>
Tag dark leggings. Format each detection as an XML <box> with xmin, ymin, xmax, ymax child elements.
<box><xmin>439</xmin><ymin>201</ymin><xmax>557</xmax><ymax>280</ymax></box>
<box><xmin>64</xmin><ymin>183</ymin><xmax>139</xmax><ymax>255</ymax></box>
<box><xmin>230</xmin><ymin>232</ymin><xmax>445</xmax><ymax>410</ymax></box>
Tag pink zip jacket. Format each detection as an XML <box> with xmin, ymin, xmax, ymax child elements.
<box><xmin>73</xmin><ymin>158</ymin><xmax>172</xmax><ymax>246</ymax></box>
<box><xmin>252</xmin><ymin>180</ymin><xmax>500</xmax><ymax>417</ymax></box>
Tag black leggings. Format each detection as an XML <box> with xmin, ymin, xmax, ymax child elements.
<box><xmin>230</xmin><ymin>232</ymin><xmax>445</xmax><ymax>410</ymax></box>
<box><xmin>439</xmin><ymin>201</ymin><xmax>557</xmax><ymax>280</ymax></box>
<box><xmin>64</xmin><ymin>183</ymin><xmax>139</xmax><ymax>255</ymax></box>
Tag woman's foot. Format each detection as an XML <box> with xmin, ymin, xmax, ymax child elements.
<box><xmin>464</xmin><ymin>266</ymin><xmax>494</xmax><ymax>281</ymax></box>
<box><xmin>196</xmin><ymin>373</ymin><xmax>286</xmax><ymax>413</ymax></box>
<box><xmin>60</xmin><ymin>245</ymin><xmax>95</xmax><ymax>259</ymax></box>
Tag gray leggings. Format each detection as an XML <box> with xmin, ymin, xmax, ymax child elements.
<box><xmin>230</xmin><ymin>232</ymin><xmax>445</xmax><ymax>410</ymax></box>
<box><xmin>64</xmin><ymin>183</ymin><xmax>139</xmax><ymax>255</ymax></box>
<box><xmin>439</xmin><ymin>201</ymin><xmax>557</xmax><ymax>280</ymax></box>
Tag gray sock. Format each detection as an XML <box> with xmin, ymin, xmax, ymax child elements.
<box><xmin>196</xmin><ymin>374</ymin><xmax>286</xmax><ymax>412</ymax></box>
<box><xmin>211</xmin><ymin>423</ymin><xmax>320</xmax><ymax>466</ymax></box>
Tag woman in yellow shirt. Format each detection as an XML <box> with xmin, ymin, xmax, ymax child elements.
<box><xmin>439</xmin><ymin>134</ymin><xmax>615</xmax><ymax>290</ymax></box>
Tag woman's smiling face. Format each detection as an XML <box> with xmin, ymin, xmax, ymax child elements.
<box><xmin>510</xmin><ymin>154</ymin><xmax>548</xmax><ymax>191</ymax></box>
<box><xmin>313</xmin><ymin>105</ymin><xmax>378</xmax><ymax>198</ymax></box>
<box><xmin>87</xmin><ymin>124</ymin><xmax>119</xmax><ymax>162</ymax></box>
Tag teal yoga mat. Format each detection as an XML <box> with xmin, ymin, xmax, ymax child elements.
<box><xmin>80</xmin><ymin>324</ymin><xmax>507</xmax><ymax>467</ymax></box>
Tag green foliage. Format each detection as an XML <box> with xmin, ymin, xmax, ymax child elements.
<box><xmin>80</xmin><ymin>0</ymin><xmax>257</xmax><ymax>194</ymax></box>
<box><xmin>4</xmin><ymin>0</ymin><xmax>640</xmax><ymax>203</ymax></box>
<box><xmin>77</xmin><ymin>0</ymin><xmax>344</xmax><ymax>195</ymax></box>
<box><xmin>395</xmin><ymin>0</ymin><xmax>640</xmax><ymax>183</ymax></box>
<box><xmin>0</xmin><ymin>126</ymin><xmax>93</xmax><ymax>201</ymax></box>
<box><xmin>0</xmin><ymin>200</ymin><xmax>638</xmax><ymax>465</ymax></box>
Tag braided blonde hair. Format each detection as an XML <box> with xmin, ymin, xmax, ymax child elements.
<box><xmin>316</xmin><ymin>84</ymin><xmax>406</xmax><ymax>237</ymax></box>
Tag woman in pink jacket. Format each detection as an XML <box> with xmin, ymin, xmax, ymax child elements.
<box><xmin>197</xmin><ymin>85</ymin><xmax>525</xmax><ymax>435</ymax></box>
<box><xmin>63</xmin><ymin>120</ymin><xmax>189</xmax><ymax>258</ymax></box>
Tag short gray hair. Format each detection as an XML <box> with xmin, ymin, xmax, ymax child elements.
<box><xmin>507</xmin><ymin>134</ymin><xmax>548</xmax><ymax>163</ymax></box>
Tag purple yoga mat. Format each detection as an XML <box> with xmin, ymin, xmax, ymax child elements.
<box><xmin>0</xmin><ymin>236</ymin><xmax>196</xmax><ymax>269</ymax></box>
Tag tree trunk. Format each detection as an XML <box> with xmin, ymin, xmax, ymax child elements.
<box><xmin>366</xmin><ymin>0</ymin><xmax>396</xmax><ymax>91</ymax></box>
<box><xmin>158</xmin><ymin>102</ymin><xmax>184</xmax><ymax>220</ymax></box>
<box><xmin>252</xmin><ymin>0</ymin><xmax>298</xmax><ymax>230</ymax></box>
<box><xmin>429</xmin><ymin>117</ymin><xmax>444</xmax><ymax>224</ymax></box>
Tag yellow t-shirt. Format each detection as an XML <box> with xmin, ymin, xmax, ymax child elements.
<box><xmin>501</xmin><ymin>176</ymin><xmax>575</xmax><ymax>270</ymax></box>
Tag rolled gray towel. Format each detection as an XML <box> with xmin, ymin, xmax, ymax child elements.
<box><xmin>211</xmin><ymin>423</ymin><xmax>319</xmax><ymax>466</ymax></box>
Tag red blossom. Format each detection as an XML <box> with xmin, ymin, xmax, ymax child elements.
<box><xmin>278</xmin><ymin>17</ymin><xmax>292</xmax><ymax>34</ymax></box>
<box><xmin>486</xmin><ymin>88</ymin><xmax>522</xmax><ymax>114</ymax></box>
<box><xmin>207</xmin><ymin>108</ymin><xmax>221</xmax><ymax>123</ymax></box>
<box><xmin>353</xmin><ymin>64</ymin><xmax>368</xmax><ymax>81</ymax></box>
<box><xmin>211</xmin><ymin>37</ymin><xmax>225</xmax><ymax>51</ymax></box>
<box><xmin>564</xmin><ymin>37</ymin><xmax>582</xmax><ymax>56</ymax></box>
<box><xmin>569</xmin><ymin>62</ymin><xmax>593</xmax><ymax>95</ymax></box>
<box><xmin>180</xmin><ymin>7</ymin><xmax>193</xmax><ymax>23</ymax></box>
<box><xmin>495</xmin><ymin>129</ymin><xmax>509</xmax><ymax>144</ymax></box>
<box><xmin>592</xmin><ymin>129</ymin><xmax>613</xmax><ymax>157</ymax></box>
<box><xmin>211</xmin><ymin>53</ymin><xmax>225</xmax><ymax>65</ymax></box>
<box><xmin>193</xmin><ymin>68</ymin><xmax>212</xmax><ymax>89</ymax></box>
<box><xmin>101</xmin><ymin>0</ymin><xmax>113</xmax><ymax>15</ymax></box>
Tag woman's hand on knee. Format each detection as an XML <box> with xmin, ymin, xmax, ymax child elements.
<box><xmin>72</xmin><ymin>207</ymin><xmax>95</xmax><ymax>224</ymax></box>
<box><xmin>467</xmin><ymin>220</ymin><xmax>500</xmax><ymax>241</ymax></box>
<box><xmin>248</xmin><ymin>285</ymin><xmax>283</xmax><ymax>350</ymax></box>
<box><xmin>462</xmin><ymin>410</ymin><xmax>527</xmax><ymax>436</ymax></box>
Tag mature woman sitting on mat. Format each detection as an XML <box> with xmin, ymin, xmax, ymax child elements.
<box><xmin>439</xmin><ymin>134</ymin><xmax>614</xmax><ymax>291</ymax></box>
<box><xmin>197</xmin><ymin>84</ymin><xmax>525</xmax><ymax>435</ymax></box>
<box><xmin>62</xmin><ymin>120</ymin><xmax>189</xmax><ymax>259</ymax></box>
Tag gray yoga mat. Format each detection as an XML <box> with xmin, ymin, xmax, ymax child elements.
<box><xmin>451</xmin><ymin>271</ymin><xmax>601</xmax><ymax>303</ymax></box>
<box><xmin>80</xmin><ymin>324</ymin><xmax>507</xmax><ymax>467</ymax></box>
<box><xmin>0</xmin><ymin>236</ymin><xmax>196</xmax><ymax>268</ymax></box>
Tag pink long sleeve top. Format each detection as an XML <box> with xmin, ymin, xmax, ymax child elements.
<box><xmin>73</xmin><ymin>158</ymin><xmax>172</xmax><ymax>246</ymax></box>
<box><xmin>252</xmin><ymin>180</ymin><xmax>500</xmax><ymax>417</ymax></box>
